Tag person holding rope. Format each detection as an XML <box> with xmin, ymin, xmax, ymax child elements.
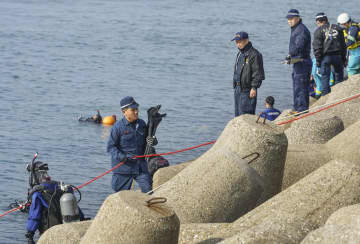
<box><xmin>107</xmin><ymin>96</ymin><xmax>156</xmax><ymax>193</ymax></box>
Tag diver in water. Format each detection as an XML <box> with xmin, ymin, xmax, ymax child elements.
<box><xmin>25</xmin><ymin>161</ymin><xmax>85</xmax><ymax>244</ymax></box>
<box><xmin>78</xmin><ymin>110</ymin><xmax>117</xmax><ymax>125</ymax></box>
<box><xmin>78</xmin><ymin>110</ymin><xmax>103</xmax><ymax>123</ymax></box>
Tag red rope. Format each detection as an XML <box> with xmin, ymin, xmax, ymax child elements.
<box><xmin>0</xmin><ymin>204</ymin><xmax>27</xmax><ymax>219</ymax></box>
<box><xmin>0</xmin><ymin>140</ymin><xmax>216</xmax><ymax>219</ymax></box>
<box><xmin>276</xmin><ymin>93</ymin><xmax>360</xmax><ymax>126</ymax></box>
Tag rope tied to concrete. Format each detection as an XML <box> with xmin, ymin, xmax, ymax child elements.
<box><xmin>146</xmin><ymin>197</ymin><xmax>167</xmax><ymax>207</ymax></box>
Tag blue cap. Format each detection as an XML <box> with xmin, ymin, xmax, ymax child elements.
<box><xmin>286</xmin><ymin>9</ymin><xmax>300</xmax><ymax>19</ymax></box>
<box><xmin>231</xmin><ymin>31</ymin><xmax>249</xmax><ymax>41</ymax></box>
<box><xmin>120</xmin><ymin>96</ymin><xmax>139</xmax><ymax>109</ymax></box>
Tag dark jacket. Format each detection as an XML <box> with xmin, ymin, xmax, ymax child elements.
<box><xmin>313</xmin><ymin>22</ymin><xmax>347</xmax><ymax>63</ymax></box>
<box><xmin>107</xmin><ymin>117</ymin><xmax>149</xmax><ymax>174</ymax></box>
<box><xmin>233</xmin><ymin>42</ymin><xmax>265</xmax><ymax>90</ymax></box>
<box><xmin>289</xmin><ymin>19</ymin><xmax>311</xmax><ymax>59</ymax></box>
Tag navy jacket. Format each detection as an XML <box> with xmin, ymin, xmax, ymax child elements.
<box><xmin>260</xmin><ymin>108</ymin><xmax>281</xmax><ymax>121</ymax></box>
<box><xmin>107</xmin><ymin>117</ymin><xmax>148</xmax><ymax>174</ymax></box>
<box><xmin>289</xmin><ymin>19</ymin><xmax>311</xmax><ymax>60</ymax></box>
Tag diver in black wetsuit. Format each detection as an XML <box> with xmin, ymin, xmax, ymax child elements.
<box><xmin>78</xmin><ymin>110</ymin><xmax>102</xmax><ymax>124</ymax></box>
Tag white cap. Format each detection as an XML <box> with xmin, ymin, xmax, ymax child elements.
<box><xmin>337</xmin><ymin>13</ymin><xmax>350</xmax><ymax>24</ymax></box>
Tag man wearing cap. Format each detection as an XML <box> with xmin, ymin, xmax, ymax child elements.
<box><xmin>107</xmin><ymin>96</ymin><xmax>155</xmax><ymax>193</ymax></box>
<box><xmin>232</xmin><ymin>31</ymin><xmax>265</xmax><ymax>116</ymax></box>
<box><xmin>337</xmin><ymin>13</ymin><xmax>360</xmax><ymax>76</ymax></box>
<box><xmin>285</xmin><ymin>9</ymin><xmax>312</xmax><ymax>114</ymax></box>
<box><xmin>313</xmin><ymin>12</ymin><xmax>346</xmax><ymax>96</ymax></box>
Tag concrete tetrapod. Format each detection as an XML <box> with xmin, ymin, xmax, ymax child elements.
<box><xmin>38</xmin><ymin>221</ymin><xmax>92</xmax><ymax>244</ymax></box>
<box><xmin>310</xmin><ymin>74</ymin><xmax>360</xmax><ymax>128</ymax></box>
<box><xmin>301</xmin><ymin>204</ymin><xmax>360</xmax><ymax>244</ymax></box>
<box><xmin>326</xmin><ymin>119</ymin><xmax>360</xmax><ymax>164</ymax></box>
<box><xmin>209</xmin><ymin>114</ymin><xmax>288</xmax><ymax>205</ymax></box>
<box><xmin>152</xmin><ymin>161</ymin><xmax>192</xmax><ymax>188</ymax></box>
<box><xmin>191</xmin><ymin>159</ymin><xmax>360</xmax><ymax>244</ymax></box>
<box><xmin>284</xmin><ymin>115</ymin><xmax>344</xmax><ymax>144</ymax></box>
<box><xmin>80</xmin><ymin>191</ymin><xmax>180</xmax><ymax>244</ymax></box>
<box><xmin>282</xmin><ymin>144</ymin><xmax>332</xmax><ymax>190</ymax></box>
<box><xmin>154</xmin><ymin>148</ymin><xmax>264</xmax><ymax>223</ymax></box>
<box><xmin>178</xmin><ymin>223</ymin><xmax>230</xmax><ymax>244</ymax></box>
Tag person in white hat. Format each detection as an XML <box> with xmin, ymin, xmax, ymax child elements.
<box><xmin>337</xmin><ymin>13</ymin><xmax>360</xmax><ymax>76</ymax></box>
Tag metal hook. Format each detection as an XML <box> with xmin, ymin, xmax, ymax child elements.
<box><xmin>145</xmin><ymin>197</ymin><xmax>167</xmax><ymax>207</ymax></box>
<box><xmin>256</xmin><ymin>113</ymin><xmax>267</xmax><ymax>124</ymax></box>
<box><xmin>242</xmin><ymin>152</ymin><xmax>260</xmax><ymax>164</ymax></box>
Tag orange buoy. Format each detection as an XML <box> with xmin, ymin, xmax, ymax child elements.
<box><xmin>102</xmin><ymin>115</ymin><xmax>116</xmax><ymax>125</ymax></box>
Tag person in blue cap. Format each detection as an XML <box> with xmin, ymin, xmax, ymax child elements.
<box><xmin>313</xmin><ymin>12</ymin><xmax>346</xmax><ymax>96</ymax></box>
<box><xmin>232</xmin><ymin>31</ymin><xmax>265</xmax><ymax>116</ymax></box>
<box><xmin>285</xmin><ymin>9</ymin><xmax>312</xmax><ymax>114</ymax></box>
<box><xmin>107</xmin><ymin>96</ymin><xmax>156</xmax><ymax>193</ymax></box>
<box><xmin>259</xmin><ymin>96</ymin><xmax>281</xmax><ymax>121</ymax></box>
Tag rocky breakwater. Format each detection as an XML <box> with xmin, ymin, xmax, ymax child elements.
<box><xmin>80</xmin><ymin>191</ymin><xmax>180</xmax><ymax>244</ymax></box>
<box><xmin>154</xmin><ymin>114</ymin><xmax>288</xmax><ymax>224</ymax></box>
<box><xmin>301</xmin><ymin>204</ymin><xmax>360</xmax><ymax>243</ymax></box>
<box><xmin>38</xmin><ymin>221</ymin><xmax>92</xmax><ymax>244</ymax></box>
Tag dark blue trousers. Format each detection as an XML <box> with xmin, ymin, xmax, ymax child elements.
<box><xmin>320</xmin><ymin>55</ymin><xmax>344</xmax><ymax>96</ymax></box>
<box><xmin>234</xmin><ymin>86</ymin><xmax>257</xmax><ymax>116</ymax></box>
<box><xmin>112</xmin><ymin>172</ymin><xmax>152</xmax><ymax>193</ymax></box>
<box><xmin>292</xmin><ymin>60</ymin><xmax>311</xmax><ymax>112</ymax></box>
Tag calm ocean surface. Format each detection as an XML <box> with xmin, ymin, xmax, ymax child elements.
<box><xmin>0</xmin><ymin>0</ymin><xmax>358</xmax><ymax>242</ymax></box>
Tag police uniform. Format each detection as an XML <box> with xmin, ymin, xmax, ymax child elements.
<box><xmin>344</xmin><ymin>21</ymin><xmax>360</xmax><ymax>76</ymax></box>
<box><xmin>232</xmin><ymin>32</ymin><xmax>265</xmax><ymax>116</ymax></box>
<box><xmin>313</xmin><ymin>13</ymin><xmax>346</xmax><ymax>96</ymax></box>
<box><xmin>287</xmin><ymin>9</ymin><xmax>312</xmax><ymax>112</ymax></box>
<box><xmin>107</xmin><ymin>97</ymin><xmax>152</xmax><ymax>193</ymax></box>
<box><xmin>311</xmin><ymin>57</ymin><xmax>335</xmax><ymax>96</ymax></box>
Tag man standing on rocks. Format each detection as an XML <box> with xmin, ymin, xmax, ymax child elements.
<box><xmin>313</xmin><ymin>12</ymin><xmax>346</xmax><ymax>96</ymax></box>
<box><xmin>107</xmin><ymin>96</ymin><xmax>156</xmax><ymax>193</ymax></box>
<box><xmin>232</xmin><ymin>31</ymin><xmax>265</xmax><ymax>117</ymax></box>
<box><xmin>285</xmin><ymin>9</ymin><xmax>312</xmax><ymax>114</ymax></box>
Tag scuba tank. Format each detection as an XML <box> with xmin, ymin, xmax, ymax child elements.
<box><xmin>59</xmin><ymin>182</ymin><xmax>80</xmax><ymax>223</ymax></box>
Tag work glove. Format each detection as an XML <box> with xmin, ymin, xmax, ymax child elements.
<box><xmin>146</xmin><ymin>136</ymin><xmax>158</xmax><ymax>146</ymax></box>
<box><xmin>25</xmin><ymin>231</ymin><xmax>35</xmax><ymax>244</ymax></box>
<box><xmin>285</xmin><ymin>55</ymin><xmax>291</xmax><ymax>64</ymax></box>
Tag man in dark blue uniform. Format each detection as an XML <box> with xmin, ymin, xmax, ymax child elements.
<box><xmin>260</xmin><ymin>96</ymin><xmax>281</xmax><ymax>121</ymax></box>
<box><xmin>313</xmin><ymin>12</ymin><xmax>346</xmax><ymax>96</ymax></box>
<box><xmin>107</xmin><ymin>96</ymin><xmax>154</xmax><ymax>193</ymax></box>
<box><xmin>285</xmin><ymin>9</ymin><xmax>312</xmax><ymax>114</ymax></box>
<box><xmin>232</xmin><ymin>31</ymin><xmax>265</xmax><ymax>117</ymax></box>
